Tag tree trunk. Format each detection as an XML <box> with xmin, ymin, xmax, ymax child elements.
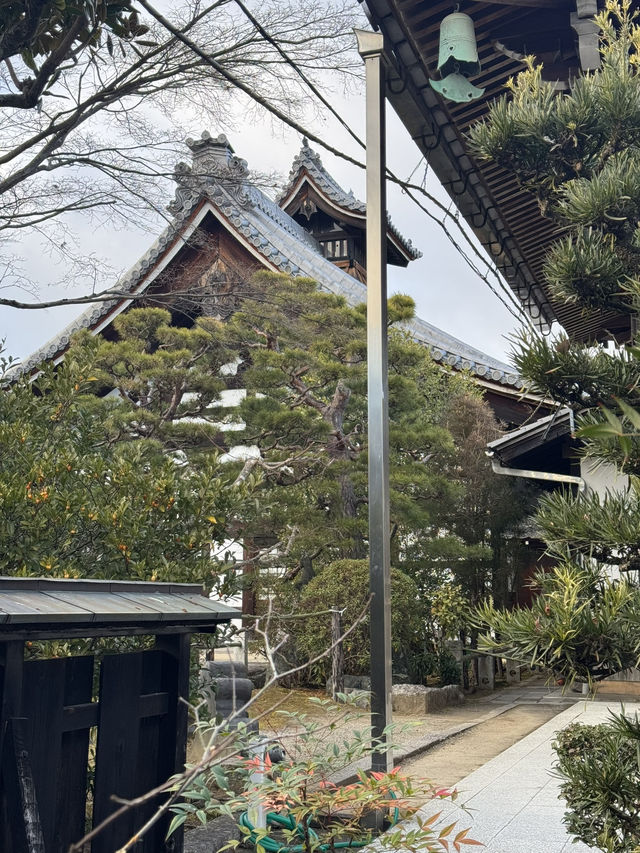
<box><xmin>339</xmin><ymin>474</ymin><xmax>366</xmax><ymax>558</ymax></box>
<box><xmin>331</xmin><ymin>609</ymin><xmax>344</xmax><ymax>700</ymax></box>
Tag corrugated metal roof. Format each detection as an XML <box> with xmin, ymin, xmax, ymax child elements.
<box><xmin>0</xmin><ymin>578</ymin><xmax>237</xmax><ymax>628</ymax></box>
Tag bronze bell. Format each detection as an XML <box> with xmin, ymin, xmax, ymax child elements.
<box><xmin>430</xmin><ymin>11</ymin><xmax>485</xmax><ymax>104</ymax></box>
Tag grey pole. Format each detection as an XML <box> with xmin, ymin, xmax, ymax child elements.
<box><xmin>355</xmin><ymin>28</ymin><xmax>393</xmax><ymax>774</ymax></box>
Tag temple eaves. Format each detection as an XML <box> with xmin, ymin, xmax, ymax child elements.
<box><xmin>10</xmin><ymin>133</ymin><xmax>524</xmax><ymax>396</ymax></box>
<box><xmin>361</xmin><ymin>0</ymin><xmax>640</xmax><ymax>344</ymax></box>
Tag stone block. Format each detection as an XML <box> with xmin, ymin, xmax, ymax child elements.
<box><xmin>392</xmin><ymin>684</ymin><xmax>428</xmax><ymax>714</ymax></box>
<box><xmin>203</xmin><ymin>660</ymin><xmax>248</xmax><ymax>679</ymax></box>
<box><xmin>505</xmin><ymin>659</ymin><xmax>521</xmax><ymax>684</ymax></box>
<box><xmin>477</xmin><ymin>655</ymin><xmax>495</xmax><ymax>690</ymax></box>
<box><xmin>247</xmin><ymin>661</ymin><xmax>269</xmax><ymax>687</ymax></box>
<box><xmin>392</xmin><ymin>683</ymin><xmax>464</xmax><ymax>714</ymax></box>
<box><xmin>200</xmin><ymin>670</ymin><xmax>258</xmax><ymax>732</ymax></box>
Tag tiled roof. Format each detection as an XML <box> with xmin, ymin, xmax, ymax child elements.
<box><xmin>278</xmin><ymin>139</ymin><xmax>422</xmax><ymax>262</ymax></box>
<box><xmin>10</xmin><ymin>132</ymin><xmax>520</xmax><ymax>389</ymax></box>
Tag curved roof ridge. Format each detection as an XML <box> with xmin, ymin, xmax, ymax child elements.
<box><xmin>278</xmin><ymin>139</ymin><xmax>422</xmax><ymax>261</ymax></box>
<box><xmin>277</xmin><ymin>138</ymin><xmax>365</xmax><ymax>212</ymax></box>
<box><xmin>7</xmin><ymin>196</ymin><xmax>204</xmax><ymax>379</ymax></box>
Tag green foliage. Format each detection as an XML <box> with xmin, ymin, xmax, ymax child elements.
<box><xmin>553</xmin><ymin>715</ymin><xmax>640</xmax><ymax>852</ymax></box>
<box><xmin>87</xmin><ymin>308</ymin><xmax>233</xmax><ymax>451</ymax></box>
<box><xmin>219</xmin><ymin>272</ymin><xmax>468</xmax><ymax>574</ymax></box>
<box><xmin>0</xmin><ymin>0</ymin><xmax>146</xmax><ymax>65</ymax></box>
<box><xmin>436</xmin><ymin>651</ymin><xmax>461</xmax><ymax>687</ymax></box>
<box><xmin>169</xmin><ymin>701</ymin><xmax>481</xmax><ymax>852</ymax></box>
<box><xmin>415</xmin><ymin>393</ymin><xmax>538</xmax><ymax>622</ymax></box>
<box><xmin>67</xmin><ymin>282</ymin><xmax>531</xmax><ymax>684</ymax></box>
<box><xmin>534</xmin><ymin>483</ymin><xmax>640</xmax><ymax>569</ymax></box>
<box><xmin>476</xmin><ymin>564</ymin><xmax>640</xmax><ymax>685</ymax></box>
<box><xmin>218</xmin><ymin>274</ymin><xmax>535</xmax><ymax>683</ymax></box>
<box><xmin>0</xmin><ymin>342</ymin><xmax>254</xmax><ymax>586</ymax></box>
<box><xmin>469</xmin><ymin>8</ymin><xmax>640</xmax><ymax>845</ymax></box>
<box><xmin>274</xmin><ymin>559</ymin><xmax>423</xmax><ymax>684</ymax></box>
<box><xmin>510</xmin><ymin>332</ymin><xmax>640</xmax><ymax>415</ymax></box>
<box><xmin>430</xmin><ymin>583</ymin><xmax>470</xmax><ymax>641</ymax></box>
<box><xmin>471</xmin><ymin>0</ymin><xmax>640</xmax><ymax>679</ymax></box>
<box><xmin>471</xmin><ymin>0</ymin><xmax>640</xmax><ymax>428</ymax></box>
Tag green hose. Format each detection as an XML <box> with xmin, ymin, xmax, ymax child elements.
<box><xmin>239</xmin><ymin>790</ymin><xmax>400</xmax><ymax>853</ymax></box>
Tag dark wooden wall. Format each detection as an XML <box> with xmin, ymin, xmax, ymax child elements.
<box><xmin>0</xmin><ymin>639</ymin><xmax>189</xmax><ymax>853</ymax></box>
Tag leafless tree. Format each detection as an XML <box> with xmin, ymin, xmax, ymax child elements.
<box><xmin>0</xmin><ymin>0</ymin><xmax>360</xmax><ymax>302</ymax></box>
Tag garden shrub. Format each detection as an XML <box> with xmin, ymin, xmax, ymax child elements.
<box><xmin>436</xmin><ymin>650</ymin><xmax>461</xmax><ymax>686</ymax></box>
<box><xmin>288</xmin><ymin>559</ymin><xmax>424</xmax><ymax>685</ymax></box>
<box><xmin>553</xmin><ymin>717</ymin><xmax>640</xmax><ymax>852</ymax></box>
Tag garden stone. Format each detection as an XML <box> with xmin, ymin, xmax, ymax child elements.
<box><xmin>248</xmin><ymin>662</ymin><xmax>269</xmax><ymax>688</ymax></box>
<box><xmin>477</xmin><ymin>655</ymin><xmax>495</xmax><ymax>690</ymax></box>
<box><xmin>392</xmin><ymin>684</ymin><xmax>429</xmax><ymax>714</ymax></box>
<box><xmin>505</xmin><ymin>659</ymin><xmax>521</xmax><ymax>684</ymax></box>
<box><xmin>201</xmin><ymin>667</ymin><xmax>258</xmax><ymax>733</ymax></box>
<box><xmin>184</xmin><ymin>815</ymin><xmax>241</xmax><ymax>853</ymax></box>
<box><xmin>392</xmin><ymin>683</ymin><xmax>464</xmax><ymax>714</ymax></box>
<box><xmin>205</xmin><ymin>660</ymin><xmax>249</xmax><ymax>679</ymax></box>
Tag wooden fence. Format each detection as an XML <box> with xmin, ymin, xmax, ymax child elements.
<box><xmin>0</xmin><ymin>641</ymin><xmax>188</xmax><ymax>853</ymax></box>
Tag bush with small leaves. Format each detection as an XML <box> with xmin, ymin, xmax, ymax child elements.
<box><xmin>168</xmin><ymin>699</ymin><xmax>482</xmax><ymax>853</ymax></box>
<box><xmin>553</xmin><ymin>714</ymin><xmax>640</xmax><ymax>853</ymax></box>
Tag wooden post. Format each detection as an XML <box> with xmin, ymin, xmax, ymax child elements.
<box><xmin>0</xmin><ymin>637</ymin><xmax>25</xmax><ymax>841</ymax></box>
<box><xmin>0</xmin><ymin>642</ymin><xmax>25</xmax><ymax>747</ymax></box>
<box><xmin>156</xmin><ymin>633</ymin><xmax>191</xmax><ymax>853</ymax></box>
<box><xmin>331</xmin><ymin>610</ymin><xmax>344</xmax><ymax>701</ymax></box>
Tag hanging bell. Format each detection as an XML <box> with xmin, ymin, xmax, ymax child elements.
<box><xmin>430</xmin><ymin>11</ymin><xmax>485</xmax><ymax>104</ymax></box>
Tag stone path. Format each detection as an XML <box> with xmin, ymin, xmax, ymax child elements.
<box><xmin>402</xmin><ymin>697</ymin><xmax>640</xmax><ymax>853</ymax></box>
<box><xmin>322</xmin><ymin>676</ymin><xmax>572</xmax><ymax>785</ymax></box>
<box><xmin>484</xmin><ymin>678</ymin><xmax>585</xmax><ymax>707</ymax></box>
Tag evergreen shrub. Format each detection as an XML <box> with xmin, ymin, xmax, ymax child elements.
<box><xmin>553</xmin><ymin>718</ymin><xmax>640</xmax><ymax>852</ymax></box>
<box><xmin>290</xmin><ymin>559</ymin><xmax>424</xmax><ymax>685</ymax></box>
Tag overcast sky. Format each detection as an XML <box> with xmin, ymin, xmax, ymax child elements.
<box><xmin>0</xmin><ymin>33</ymin><xmax>528</xmax><ymax>368</ymax></box>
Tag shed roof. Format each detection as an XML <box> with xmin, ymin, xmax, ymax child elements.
<box><xmin>0</xmin><ymin>578</ymin><xmax>237</xmax><ymax>638</ymax></box>
<box><xmin>486</xmin><ymin>408</ymin><xmax>574</xmax><ymax>465</ymax></box>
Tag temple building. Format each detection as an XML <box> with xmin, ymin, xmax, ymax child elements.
<box><xmin>362</xmin><ymin>0</ymin><xmax>640</xmax><ymax>344</ymax></box>
<box><xmin>14</xmin><ymin>132</ymin><xmax>544</xmax><ymax>428</ymax></box>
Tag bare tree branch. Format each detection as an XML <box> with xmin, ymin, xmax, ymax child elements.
<box><xmin>67</xmin><ymin>594</ymin><xmax>373</xmax><ymax>853</ymax></box>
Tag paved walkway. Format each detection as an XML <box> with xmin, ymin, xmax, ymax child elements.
<box><xmin>484</xmin><ymin>679</ymin><xmax>583</xmax><ymax>706</ymax></box>
<box><xmin>407</xmin><ymin>697</ymin><xmax>640</xmax><ymax>853</ymax></box>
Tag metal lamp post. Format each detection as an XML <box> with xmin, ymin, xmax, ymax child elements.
<box><xmin>354</xmin><ymin>28</ymin><xmax>393</xmax><ymax>774</ymax></box>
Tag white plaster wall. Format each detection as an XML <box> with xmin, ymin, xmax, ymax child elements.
<box><xmin>580</xmin><ymin>457</ymin><xmax>629</xmax><ymax>497</ymax></box>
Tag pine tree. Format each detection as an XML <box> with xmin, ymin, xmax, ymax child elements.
<box><xmin>469</xmin><ymin>11</ymin><xmax>640</xmax><ymax>845</ymax></box>
<box><xmin>83</xmin><ymin>307</ymin><xmax>234</xmax><ymax>452</ymax></box>
<box><xmin>71</xmin><ymin>278</ymin><xmax>531</xmax><ymax>598</ymax></box>
<box><xmin>218</xmin><ymin>271</ymin><xmax>469</xmax><ymax>577</ymax></box>
<box><xmin>211</xmin><ymin>272</ymin><xmax>533</xmax><ymax>682</ymax></box>
<box><xmin>470</xmin><ymin>0</ymin><xmax>640</xmax><ymax>685</ymax></box>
